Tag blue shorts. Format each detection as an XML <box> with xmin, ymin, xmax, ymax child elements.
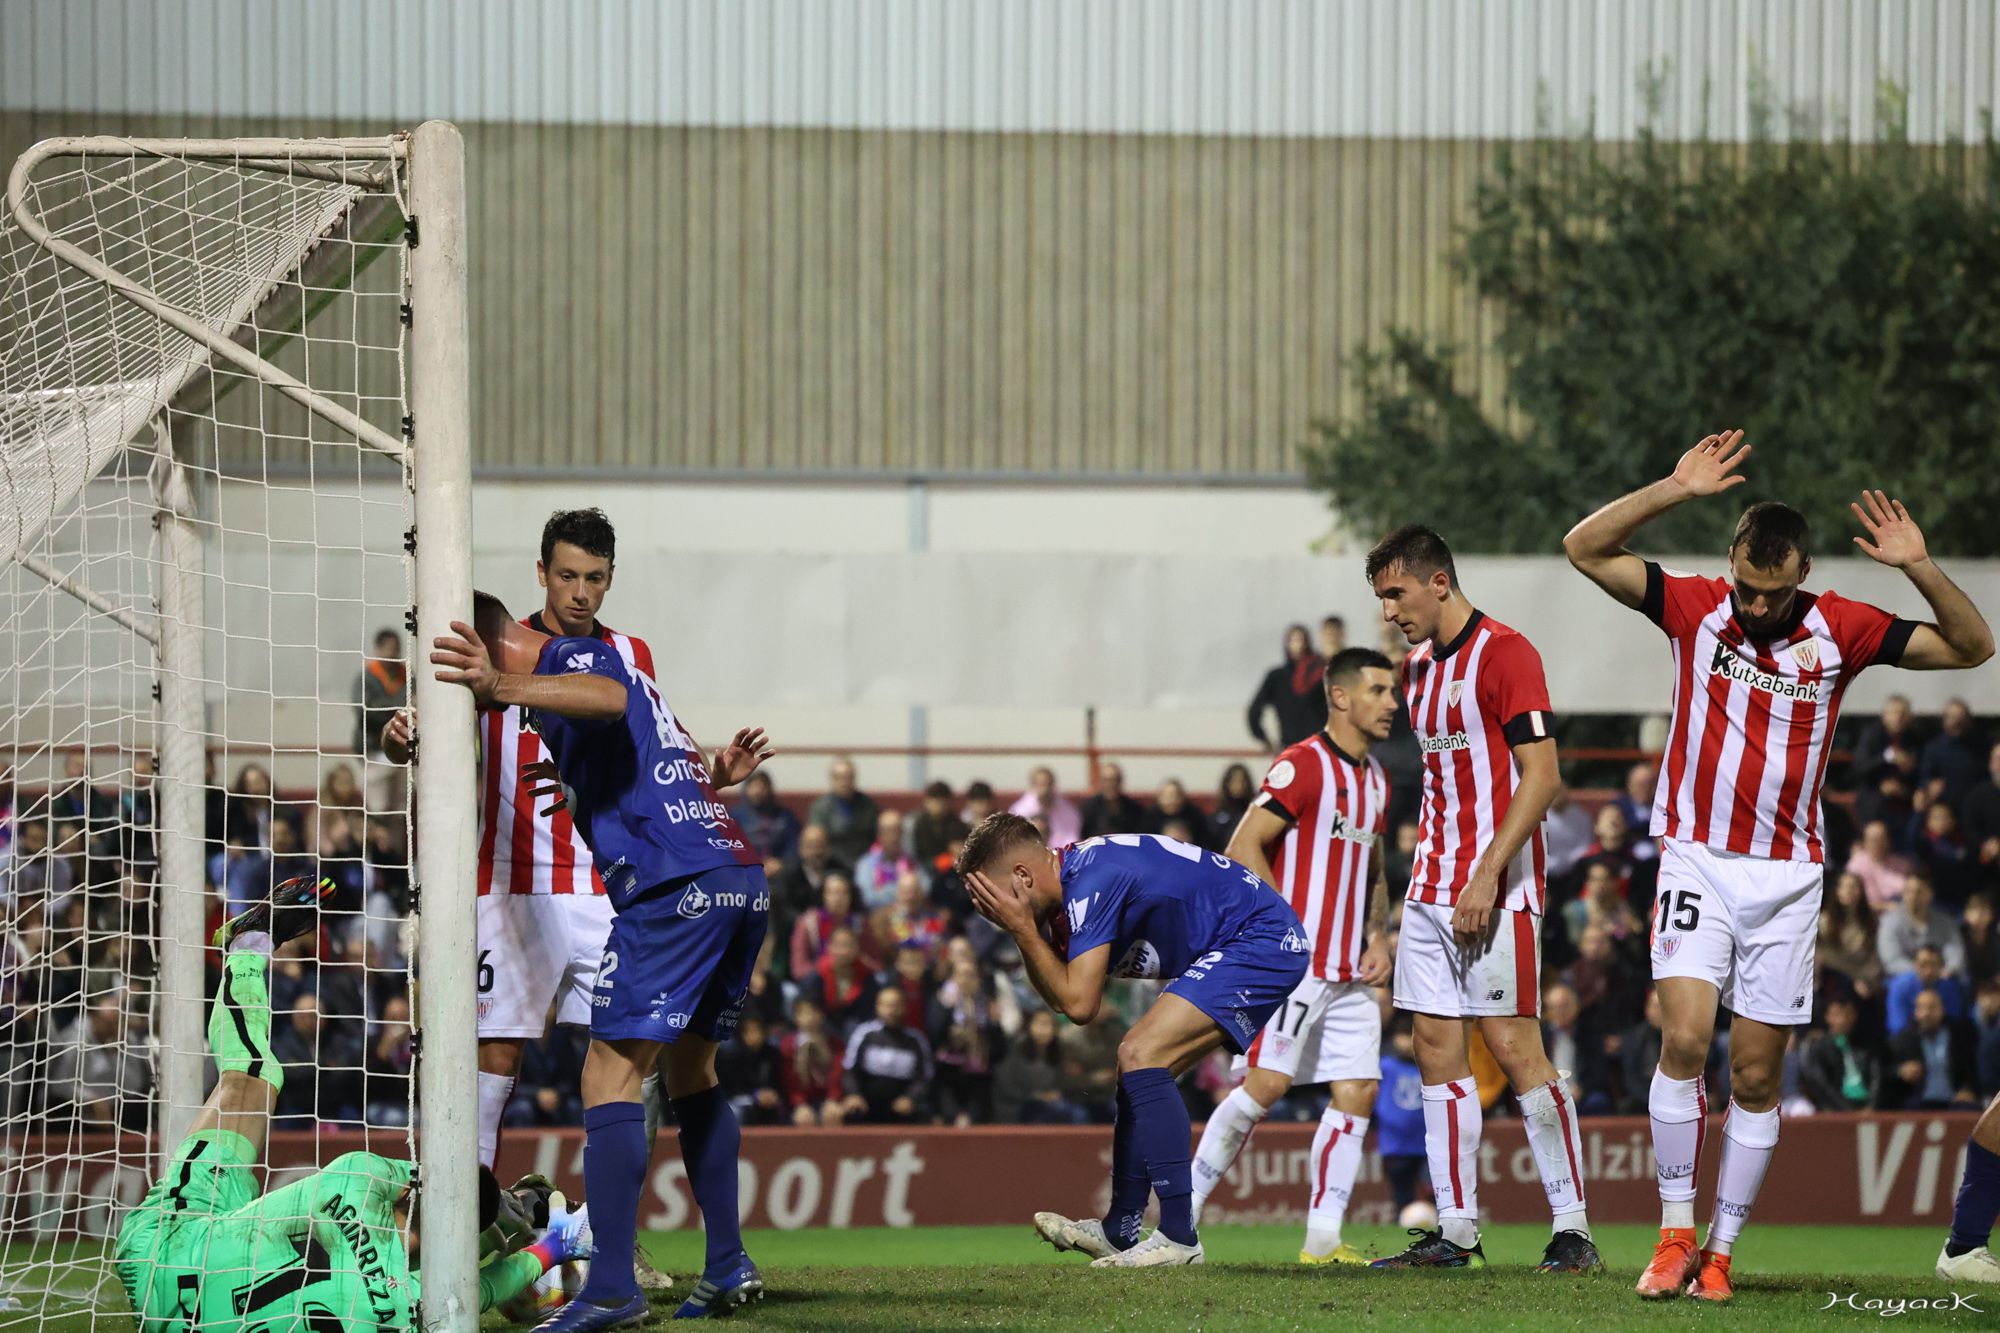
<box><xmin>1165</xmin><ymin>926</ymin><xmax>1312</xmax><ymax>1054</ymax></box>
<box><xmin>591</xmin><ymin>863</ymin><xmax>770</xmax><ymax>1044</ymax></box>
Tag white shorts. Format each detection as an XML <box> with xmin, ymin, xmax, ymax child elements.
<box><xmin>1232</xmin><ymin>977</ymin><xmax>1382</xmax><ymax>1085</ymax></box>
<box><xmin>1650</xmin><ymin>839</ymin><xmax>1822</xmax><ymax>1025</ymax></box>
<box><xmin>475</xmin><ymin>892</ymin><xmax>618</xmax><ymax>1038</ymax></box>
<box><xmin>1392</xmin><ymin>899</ymin><xmax>1541</xmax><ymax>1019</ymax></box>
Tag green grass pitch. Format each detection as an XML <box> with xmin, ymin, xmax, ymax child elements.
<box><xmin>16</xmin><ymin>1223</ymin><xmax>1992</xmax><ymax>1329</ymax></box>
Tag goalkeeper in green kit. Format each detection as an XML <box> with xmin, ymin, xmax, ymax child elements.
<box><xmin>113</xmin><ymin>876</ymin><xmax>593</xmax><ymax>1330</ymax></box>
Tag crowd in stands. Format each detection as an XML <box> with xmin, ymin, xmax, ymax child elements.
<box><xmin>4</xmin><ymin>620</ymin><xmax>1997</xmax><ymax>1134</ymax></box>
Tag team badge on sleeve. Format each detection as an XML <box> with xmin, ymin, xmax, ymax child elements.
<box><xmin>1266</xmin><ymin>760</ymin><xmax>1296</xmax><ymax>789</ymax></box>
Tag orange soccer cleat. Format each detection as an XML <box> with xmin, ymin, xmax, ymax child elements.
<box><xmin>1686</xmin><ymin>1249</ymin><xmax>1733</xmax><ymax>1303</ymax></box>
<box><xmin>1634</xmin><ymin>1227</ymin><xmax>1699</xmax><ymax>1300</ymax></box>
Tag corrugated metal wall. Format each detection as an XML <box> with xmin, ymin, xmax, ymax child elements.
<box><xmin>5</xmin><ymin>0</ymin><xmax>1998</xmax><ymax>478</ymax></box>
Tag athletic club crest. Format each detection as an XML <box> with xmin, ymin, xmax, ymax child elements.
<box><xmin>1655</xmin><ymin>936</ymin><xmax>1680</xmax><ymax>960</ymax></box>
<box><xmin>1446</xmin><ymin>680</ymin><xmax>1465</xmax><ymax>708</ymax></box>
<box><xmin>1790</xmin><ymin>639</ymin><xmax>1819</xmax><ymax>672</ymax></box>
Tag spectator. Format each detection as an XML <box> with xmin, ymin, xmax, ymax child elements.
<box><xmin>225</xmin><ymin>763</ymin><xmax>275</xmax><ymax>850</ymax></box>
<box><xmin>1819</xmin><ymin>872</ymin><xmax>1884</xmax><ymax>1001</ymax></box>
<box><xmin>1853</xmin><ymin>693</ymin><xmax>1915</xmax><ymax>784</ymax></box>
<box><xmin>1207</xmin><ymin>765</ymin><xmax>1256</xmax><ymax>848</ymax></box>
<box><xmin>731</xmin><ymin>771</ymin><xmax>801</xmax><ymax>867</ymax></box>
<box><xmin>868</xmin><ymin>870</ymin><xmax>949</xmax><ymax>961</ymax></box>
<box><xmin>961</xmin><ymin>781</ymin><xmax>998</xmax><ymax>828</ymax></box>
<box><xmin>1890</xmin><ymin>988</ymin><xmax>1980</xmax><ymax>1109</ymax></box>
<box><xmin>927</xmin><ymin>838</ymin><xmax>974</xmax><ymax>926</ymax></box>
<box><xmin>1383</xmin><ymin>821</ymin><xmax>1419</xmax><ymax>901</ymax></box>
<box><xmin>808</xmin><ymin>757</ymin><xmax>882</xmax><ymax>866</ymax></box>
<box><xmin>50</xmin><ymin>753</ymin><xmax>111</xmax><ymax>831</ymax></box>
<box><xmin>1799</xmin><ymin>995</ymin><xmax>1883</xmax><ymax>1111</ymax></box>
<box><xmin>1845</xmin><ymin>820</ymin><xmax>1914</xmax><ymax>909</ymax></box>
<box><xmin>1373</xmin><ymin>1017</ymin><xmax>1429</xmax><ymax>1216</ymax></box>
<box><xmin>1921</xmin><ymin>699</ymin><xmax>1986</xmax><ymax>807</ymax></box>
<box><xmin>510</xmin><ymin>1031</ymin><xmax>586</xmax><ymax>1128</ymax></box>
<box><xmin>876</xmin><ymin>941</ymin><xmax>939</xmax><ymax>1021</ymax></box>
<box><xmin>801</xmin><ymin>925</ymin><xmax>878</xmax><ymax>1040</ymax></box>
<box><xmin>853</xmin><ymin>809</ymin><xmax>920</xmax><ymax>910</ymax></box>
<box><xmin>1611</xmin><ymin>762</ymin><xmax>1660</xmax><ymax>860</ymax></box>
<box><xmin>791</xmin><ymin>873</ymin><xmax>868</xmax><ymax>983</ymax></box>
<box><xmin>1613</xmin><ymin>986</ymin><xmax>1666</xmax><ymax>1114</ymax></box>
<box><xmin>363</xmin><ymin>994</ymin><xmax>414</xmax><ymax>1127</ymax></box>
<box><xmin>354</xmin><ymin>628</ymin><xmax>408</xmax><ymax>815</ymax></box>
<box><xmin>1009</xmin><ymin>768</ymin><xmax>1081</xmax><ymax>847</ymax></box>
<box><xmin>1318</xmin><ymin>615</ymin><xmax>1347</xmax><ymax>660</ymax></box>
<box><xmin>1878</xmin><ymin>874</ymin><xmax>1968</xmax><ymax>978</ymax></box>
<box><xmin>840</xmin><ymin>988</ymin><xmax>933</xmax><ymax>1124</ymax></box>
<box><xmin>1541</xmin><ymin>786</ymin><xmax>1596</xmax><ymax>882</ymax></box>
<box><xmin>780</xmin><ymin>996</ymin><xmax>846</xmax><ymax>1126</ymax></box>
<box><xmin>47</xmin><ymin>996</ymin><xmax>150</xmax><ymax>1131</ymax></box>
<box><xmin>1057</xmin><ymin>1007</ymin><xmax>1125</xmax><ymax>1120</ymax></box>
<box><xmin>930</xmin><ymin>957</ymin><xmax>1004</xmax><ymax>1125</ymax></box>
<box><xmin>1962</xmin><ymin>742</ymin><xmax>2000</xmax><ymax>874</ymax></box>
<box><xmin>319</xmin><ymin>764</ymin><xmax>363</xmax><ymax>814</ymax></box>
<box><xmin>1150</xmin><ymin>780</ymin><xmax>1208</xmax><ymax>849</ymax></box>
<box><xmin>995</xmin><ymin>1009</ymin><xmax>1088</xmax><ymax>1124</ymax></box>
<box><xmin>1855</xmin><ymin>749</ymin><xmax>1919</xmax><ymax>850</ymax></box>
<box><xmin>1977</xmin><ymin>980</ymin><xmax>2000</xmax><ymax>1098</ymax></box>
<box><xmin>717</xmin><ymin>1014</ymin><xmax>787</xmax><ymax>1126</ymax></box>
<box><xmin>1078</xmin><ymin>762</ymin><xmax>1149</xmax><ymax>839</ymax></box>
<box><xmin>909</xmin><ymin>781</ymin><xmax>969</xmax><ymax>871</ymax></box>
<box><xmin>1582</xmin><ymin>803</ymin><xmax>1649</xmax><ymax>903</ymax></box>
<box><xmin>1886</xmin><ymin>946</ymin><xmax>1969</xmax><ymax>1034</ymax></box>
<box><xmin>1963</xmin><ymin>893</ymin><xmax>2000</xmax><ymax>989</ymax></box>
<box><xmin>1</xmin><ymin>818</ymin><xmax>74</xmax><ymax>907</ymax></box>
<box><xmin>1246</xmin><ymin>624</ymin><xmax>1328</xmax><ymax>752</ymax></box>
<box><xmin>1910</xmin><ymin>800</ymin><xmax>1977</xmax><ymax>908</ymax></box>
<box><xmin>774</xmin><ymin>824</ymin><xmax>847</xmax><ymax>927</ymax></box>
<box><xmin>271</xmin><ymin>993</ymin><xmax>363</xmax><ymax>1125</ymax></box>
<box><xmin>1564</xmin><ymin>923</ymin><xmax>1644</xmax><ymax>1023</ymax></box>
<box><xmin>1564</xmin><ymin>860</ymin><xmax>1646</xmax><ymax>949</ymax></box>
<box><xmin>1541</xmin><ymin>983</ymin><xmax>1609</xmax><ymax>1113</ymax></box>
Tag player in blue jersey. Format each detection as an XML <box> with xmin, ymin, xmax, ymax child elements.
<box><xmin>957</xmin><ymin>813</ymin><xmax>1311</xmax><ymax>1268</ymax></box>
<box><xmin>434</xmin><ymin>593</ymin><xmax>775</xmax><ymax>1326</ymax></box>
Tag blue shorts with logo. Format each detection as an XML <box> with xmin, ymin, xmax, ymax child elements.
<box><xmin>1165</xmin><ymin>923</ymin><xmax>1312</xmax><ymax>1055</ymax></box>
<box><xmin>592</xmin><ymin>862</ymin><xmax>770</xmax><ymax>1044</ymax></box>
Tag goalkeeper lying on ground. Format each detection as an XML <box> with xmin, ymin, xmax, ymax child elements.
<box><xmin>112</xmin><ymin>876</ymin><xmax>592</xmax><ymax>1331</ymax></box>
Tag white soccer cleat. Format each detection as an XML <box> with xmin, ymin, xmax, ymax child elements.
<box><xmin>1089</xmin><ymin>1230</ymin><xmax>1205</xmax><ymax>1268</ymax></box>
<box><xmin>1936</xmin><ymin>1243</ymin><xmax>2000</xmax><ymax>1284</ymax></box>
<box><xmin>1034</xmin><ymin>1211</ymin><xmax>1121</xmax><ymax>1260</ymax></box>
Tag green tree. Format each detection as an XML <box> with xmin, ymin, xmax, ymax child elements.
<box><xmin>1305</xmin><ymin>79</ymin><xmax>2000</xmax><ymax>557</ymax></box>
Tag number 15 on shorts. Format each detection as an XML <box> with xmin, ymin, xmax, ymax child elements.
<box><xmin>1656</xmin><ymin>887</ymin><xmax>1701</xmax><ymax>934</ymax></box>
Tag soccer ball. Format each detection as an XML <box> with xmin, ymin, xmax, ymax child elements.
<box><xmin>501</xmin><ymin>1260</ymin><xmax>587</xmax><ymax>1324</ymax></box>
<box><xmin>1398</xmin><ymin>1200</ymin><xmax>1439</xmax><ymax>1230</ymax></box>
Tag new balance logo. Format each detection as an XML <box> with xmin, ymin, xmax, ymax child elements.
<box><xmin>1486</xmin><ymin>989</ymin><xmax>1505</xmax><ymax>1001</ymax></box>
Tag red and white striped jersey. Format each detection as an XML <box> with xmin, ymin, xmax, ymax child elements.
<box><xmin>1642</xmin><ymin>563</ymin><xmax>1913</xmax><ymax>863</ymax></box>
<box><xmin>476</xmin><ymin>614</ymin><xmax>658</xmax><ymax>896</ymax></box>
<box><xmin>1402</xmin><ymin>612</ymin><xmax>1553</xmax><ymax>913</ymax></box>
<box><xmin>1251</xmin><ymin>733</ymin><xmax>1390</xmax><ymax>982</ymax></box>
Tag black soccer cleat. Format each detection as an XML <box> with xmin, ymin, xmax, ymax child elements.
<box><xmin>213</xmin><ymin>874</ymin><xmax>336</xmax><ymax>951</ymax></box>
<box><xmin>1369</xmin><ymin>1228</ymin><xmax>1487</xmax><ymax>1270</ymax></box>
<box><xmin>1537</xmin><ymin>1229</ymin><xmax>1605</xmax><ymax>1275</ymax></box>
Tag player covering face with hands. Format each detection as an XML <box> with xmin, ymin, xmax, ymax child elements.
<box><xmin>434</xmin><ymin>594</ymin><xmax>777</xmax><ymax>1327</ymax></box>
<box><xmin>960</xmin><ymin>814</ymin><xmax>1310</xmax><ymax>1269</ymax></box>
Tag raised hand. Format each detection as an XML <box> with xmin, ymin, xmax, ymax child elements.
<box><xmin>965</xmin><ymin>868</ymin><xmax>1038</xmax><ymax>936</ymax></box>
<box><xmin>1851</xmin><ymin>490</ymin><xmax>1930</xmax><ymax>570</ymax></box>
<box><xmin>1668</xmin><ymin>430</ymin><xmax>1751</xmax><ymax>498</ymax></box>
<box><xmin>709</xmin><ymin>726</ymin><xmax>776</xmax><ymax>788</ymax></box>
<box><xmin>430</xmin><ymin>621</ymin><xmax>499</xmax><ymax>706</ymax></box>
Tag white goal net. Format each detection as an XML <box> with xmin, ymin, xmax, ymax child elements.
<box><xmin>0</xmin><ymin>129</ymin><xmax>478</xmax><ymax>1327</ymax></box>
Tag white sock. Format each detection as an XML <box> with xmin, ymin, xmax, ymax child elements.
<box><xmin>1707</xmin><ymin>1101</ymin><xmax>1779</xmax><ymax>1255</ymax></box>
<box><xmin>1191</xmin><ymin>1086</ymin><xmax>1268</xmax><ymax>1221</ymax></box>
<box><xmin>476</xmin><ymin>1070</ymin><xmax>517</xmax><ymax>1168</ymax></box>
<box><xmin>1517</xmin><ymin>1079</ymin><xmax>1589</xmax><ymax>1236</ymax></box>
<box><xmin>1648</xmin><ymin>1068</ymin><xmax>1707</xmax><ymax>1230</ymax></box>
<box><xmin>1304</xmin><ymin>1110</ymin><xmax>1368</xmax><ymax>1256</ymax></box>
<box><xmin>228</xmin><ymin>930</ymin><xmax>273</xmax><ymax>957</ymax></box>
<box><xmin>1421</xmin><ymin>1080</ymin><xmax>1480</xmax><ymax>1247</ymax></box>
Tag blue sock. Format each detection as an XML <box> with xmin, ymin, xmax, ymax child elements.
<box><xmin>674</xmin><ymin>1085</ymin><xmax>746</xmax><ymax>1272</ymax></box>
<box><xmin>1948</xmin><ymin>1139</ymin><xmax>2000</xmax><ymax>1256</ymax></box>
<box><xmin>577</xmin><ymin>1101</ymin><xmax>647</xmax><ymax>1303</ymax></box>
<box><xmin>1120</xmin><ymin>1067</ymin><xmax>1196</xmax><ymax>1246</ymax></box>
<box><xmin>1103</xmin><ymin>1082</ymin><xmax>1148</xmax><ymax>1250</ymax></box>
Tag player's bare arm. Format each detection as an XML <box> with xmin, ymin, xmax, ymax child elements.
<box><xmin>431</xmin><ymin>621</ymin><xmax>625</xmax><ymax>719</ymax></box>
<box><xmin>1452</xmin><ymin>736</ymin><xmax>1560</xmax><ymax>942</ymax></box>
<box><xmin>382</xmin><ymin>706</ymin><xmax>414</xmax><ymax>764</ymax></box>
<box><xmin>965</xmin><ymin>868</ymin><xmax>1111</xmax><ymax>1022</ymax></box>
<box><xmin>1356</xmin><ymin>854</ymin><xmax>1391</xmax><ymax>986</ymax></box>
<box><xmin>1222</xmin><ymin>804</ymin><xmax>1288</xmax><ymax>891</ymax></box>
<box><xmin>1562</xmin><ymin>430</ymin><xmax>1751</xmax><ymax>607</ymax></box>
<box><xmin>1850</xmin><ymin>490</ymin><xmax>1996</xmax><ymax>670</ymax></box>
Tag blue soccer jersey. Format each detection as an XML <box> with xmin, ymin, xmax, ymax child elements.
<box><xmin>529</xmin><ymin>634</ymin><xmax>760</xmax><ymax>909</ymax></box>
<box><xmin>1061</xmin><ymin>834</ymin><xmax>1304</xmax><ymax>978</ymax></box>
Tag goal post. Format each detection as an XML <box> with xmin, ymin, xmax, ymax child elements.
<box><xmin>0</xmin><ymin>123</ymin><xmax>477</xmax><ymax>1329</ymax></box>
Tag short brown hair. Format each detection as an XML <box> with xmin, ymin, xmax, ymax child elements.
<box><xmin>1731</xmin><ymin>501</ymin><xmax>1810</xmax><ymax>570</ymax></box>
<box><xmin>955</xmin><ymin>812</ymin><xmax>1045</xmax><ymax>878</ymax></box>
<box><xmin>1364</xmin><ymin>524</ymin><xmax>1458</xmax><ymax>589</ymax></box>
